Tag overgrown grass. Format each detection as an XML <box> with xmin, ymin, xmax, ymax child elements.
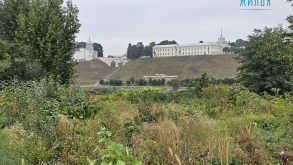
<box><xmin>0</xmin><ymin>78</ymin><xmax>293</xmax><ymax>164</ymax></box>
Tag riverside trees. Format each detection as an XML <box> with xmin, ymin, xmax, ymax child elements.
<box><xmin>0</xmin><ymin>0</ymin><xmax>81</xmax><ymax>84</ymax></box>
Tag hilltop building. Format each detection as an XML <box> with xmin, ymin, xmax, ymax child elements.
<box><xmin>153</xmin><ymin>29</ymin><xmax>230</xmax><ymax>57</ymax></box>
<box><xmin>73</xmin><ymin>37</ymin><xmax>98</xmax><ymax>61</ymax></box>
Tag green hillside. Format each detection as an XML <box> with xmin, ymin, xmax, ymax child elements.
<box><xmin>74</xmin><ymin>59</ymin><xmax>116</xmax><ymax>85</ymax></box>
<box><xmin>110</xmin><ymin>55</ymin><xmax>240</xmax><ymax>82</ymax></box>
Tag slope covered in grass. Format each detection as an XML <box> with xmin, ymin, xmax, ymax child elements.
<box><xmin>74</xmin><ymin>59</ymin><xmax>116</xmax><ymax>85</ymax></box>
<box><xmin>110</xmin><ymin>55</ymin><xmax>240</xmax><ymax>82</ymax></box>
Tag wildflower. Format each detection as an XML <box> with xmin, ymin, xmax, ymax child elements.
<box><xmin>290</xmin><ymin>102</ymin><xmax>292</xmax><ymax>105</ymax></box>
<box><xmin>153</xmin><ymin>141</ymin><xmax>157</xmax><ymax>144</ymax></box>
<box><xmin>32</xmin><ymin>81</ymin><xmax>35</xmax><ymax>83</ymax></box>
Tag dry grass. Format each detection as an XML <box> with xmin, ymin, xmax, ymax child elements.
<box><xmin>110</xmin><ymin>55</ymin><xmax>240</xmax><ymax>82</ymax></box>
<box><xmin>74</xmin><ymin>59</ymin><xmax>116</xmax><ymax>85</ymax></box>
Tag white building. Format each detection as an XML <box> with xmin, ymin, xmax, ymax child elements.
<box><xmin>153</xmin><ymin>30</ymin><xmax>230</xmax><ymax>57</ymax></box>
<box><xmin>73</xmin><ymin>38</ymin><xmax>98</xmax><ymax>61</ymax></box>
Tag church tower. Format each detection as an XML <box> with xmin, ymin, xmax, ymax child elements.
<box><xmin>86</xmin><ymin>36</ymin><xmax>94</xmax><ymax>49</ymax></box>
<box><xmin>218</xmin><ymin>26</ymin><xmax>226</xmax><ymax>43</ymax></box>
<box><xmin>217</xmin><ymin>26</ymin><xmax>229</xmax><ymax>48</ymax></box>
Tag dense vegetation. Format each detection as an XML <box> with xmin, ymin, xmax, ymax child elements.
<box><xmin>0</xmin><ymin>0</ymin><xmax>81</xmax><ymax>84</ymax></box>
<box><xmin>1</xmin><ymin>78</ymin><xmax>293</xmax><ymax>164</ymax></box>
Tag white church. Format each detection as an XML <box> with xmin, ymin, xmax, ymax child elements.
<box><xmin>73</xmin><ymin>38</ymin><xmax>98</xmax><ymax>62</ymax></box>
<box><xmin>153</xmin><ymin>30</ymin><xmax>230</xmax><ymax>57</ymax></box>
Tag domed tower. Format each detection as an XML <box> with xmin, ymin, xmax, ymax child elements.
<box><xmin>86</xmin><ymin>36</ymin><xmax>94</xmax><ymax>49</ymax></box>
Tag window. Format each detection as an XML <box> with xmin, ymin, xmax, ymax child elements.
<box><xmin>208</xmin><ymin>51</ymin><xmax>209</xmax><ymax>54</ymax></box>
<box><xmin>208</xmin><ymin>47</ymin><xmax>210</xmax><ymax>50</ymax></box>
<box><xmin>194</xmin><ymin>52</ymin><xmax>196</xmax><ymax>55</ymax></box>
<box><xmin>204</xmin><ymin>47</ymin><xmax>206</xmax><ymax>50</ymax></box>
<box><xmin>201</xmin><ymin>51</ymin><xmax>202</xmax><ymax>54</ymax></box>
<box><xmin>201</xmin><ymin>47</ymin><xmax>202</xmax><ymax>50</ymax></box>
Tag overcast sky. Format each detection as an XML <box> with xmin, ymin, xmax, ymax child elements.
<box><xmin>71</xmin><ymin>0</ymin><xmax>292</xmax><ymax>56</ymax></box>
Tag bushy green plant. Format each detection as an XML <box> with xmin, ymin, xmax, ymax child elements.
<box><xmin>92</xmin><ymin>127</ymin><xmax>142</xmax><ymax>165</ymax></box>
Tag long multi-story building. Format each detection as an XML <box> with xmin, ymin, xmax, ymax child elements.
<box><xmin>153</xmin><ymin>31</ymin><xmax>230</xmax><ymax>57</ymax></box>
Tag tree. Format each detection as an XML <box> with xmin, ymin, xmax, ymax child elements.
<box><xmin>171</xmin><ymin>79</ymin><xmax>180</xmax><ymax>91</ymax></box>
<box><xmin>0</xmin><ymin>0</ymin><xmax>81</xmax><ymax>84</ymax></box>
<box><xmin>145</xmin><ymin>42</ymin><xmax>156</xmax><ymax>57</ymax></box>
<box><xmin>129</xmin><ymin>77</ymin><xmax>135</xmax><ymax>84</ymax></box>
<box><xmin>229</xmin><ymin>42</ymin><xmax>236</xmax><ymax>47</ymax></box>
<box><xmin>235</xmin><ymin>26</ymin><xmax>292</xmax><ymax>95</ymax></box>
<box><xmin>161</xmin><ymin>79</ymin><xmax>165</xmax><ymax>86</ymax></box>
<box><xmin>183</xmin><ymin>73</ymin><xmax>211</xmax><ymax>95</ymax></box>
<box><xmin>222</xmin><ymin>47</ymin><xmax>229</xmax><ymax>54</ymax></box>
<box><xmin>126</xmin><ymin>80</ymin><xmax>130</xmax><ymax>85</ymax></box>
<box><xmin>235</xmin><ymin>39</ymin><xmax>245</xmax><ymax>47</ymax></box>
<box><xmin>99</xmin><ymin>79</ymin><xmax>105</xmax><ymax>84</ymax></box>
<box><xmin>127</xmin><ymin>42</ymin><xmax>145</xmax><ymax>59</ymax></box>
<box><xmin>93</xmin><ymin>43</ymin><xmax>104</xmax><ymax>57</ymax></box>
<box><xmin>158</xmin><ymin>40</ymin><xmax>177</xmax><ymax>45</ymax></box>
<box><xmin>199</xmin><ymin>40</ymin><xmax>204</xmax><ymax>43</ymax></box>
<box><xmin>148</xmin><ymin>78</ymin><xmax>152</xmax><ymax>85</ymax></box>
<box><xmin>77</xmin><ymin>42</ymin><xmax>86</xmax><ymax>48</ymax></box>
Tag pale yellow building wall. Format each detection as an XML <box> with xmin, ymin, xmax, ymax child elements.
<box><xmin>153</xmin><ymin>45</ymin><xmax>223</xmax><ymax>57</ymax></box>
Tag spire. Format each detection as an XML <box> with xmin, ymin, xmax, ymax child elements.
<box><xmin>89</xmin><ymin>35</ymin><xmax>91</xmax><ymax>41</ymax></box>
<box><xmin>221</xmin><ymin>26</ymin><xmax>222</xmax><ymax>37</ymax></box>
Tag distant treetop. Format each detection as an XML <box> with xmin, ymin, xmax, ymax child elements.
<box><xmin>158</xmin><ymin>40</ymin><xmax>177</xmax><ymax>45</ymax></box>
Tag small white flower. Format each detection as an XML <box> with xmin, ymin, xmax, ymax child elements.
<box><xmin>280</xmin><ymin>151</ymin><xmax>284</xmax><ymax>155</ymax></box>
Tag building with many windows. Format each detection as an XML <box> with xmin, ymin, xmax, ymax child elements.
<box><xmin>153</xmin><ymin>31</ymin><xmax>230</xmax><ymax>57</ymax></box>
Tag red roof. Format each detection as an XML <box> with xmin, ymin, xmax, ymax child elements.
<box><xmin>121</xmin><ymin>53</ymin><xmax>127</xmax><ymax>57</ymax></box>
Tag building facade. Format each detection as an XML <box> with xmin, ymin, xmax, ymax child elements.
<box><xmin>73</xmin><ymin>38</ymin><xmax>98</xmax><ymax>61</ymax></box>
<box><xmin>153</xmin><ymin>32</ymin><xmax>230</xmax><ymax>57</ymax></box>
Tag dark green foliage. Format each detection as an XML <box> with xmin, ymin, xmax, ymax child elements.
<box><xmin>0</xmin><ymin>0</ymin><xmax>81</xmax><ymax>84</ymax></box>
<box><xmin>77</xmin><ymin>42</ymin><xmax>86</xmax><ymax>48</ymax></box>
<box><xmin>126</xmin><ymin>80</ymin><xmax>130</xmax><ymax>85</ymax></box>
<box><xmin>144</xmin><ymin>42</ymin><xmax>156</xmax><ymax>57</ymax></box>
<box><xmin>109</xmin><ymin>79</ymin><xmax>123</xmax><ymax>86</ymax></box>
<box><xmin>99</xmin><ymin>79</ymin><xmax>105</xmax><ymax>84</ymax></box>
<box><xmin>148</xmin><ymin>78</ymin><xmax>152</xmax><ymax>85</ymax></box>
<box><xmin>129</xmin><ymin>77</ymin><xmax>135</xmax><ymax>84</ymax></box>
<box><xmin>183</xmin><ymin>73</ymin><xmax>211</xmax><ymax>96</ymax></box>
<box><xmin>93</xmin><ymin>43</ymin><xmax>104</xmax><ymax>57</ymax></box>
<box><xmin>235</xmin><ymin>26</ymin><xmax>292</xmax><ymax>95</ymax></box>
<box><xmin>217</xmin><ymin>78</ymin><xmax>235</xmax><ymax>85</ymax></box>
<box><xmin>152</xmin><ymin>79</ymin><xmax>157</xmax><ymax>86</ymax></box>
<box><xmin>180</xmin><ymin>79</ymin><xmax>191</xmax><ymax>85</ymax></box>
<box><xmin>158</xmin><ymin>40</ymin><xmax>177</xmax><ymax>45</ymax></box>
<box><xmin>161</xmin><ymin>79</ymin><xmax>165</xmax><ymax>85</ymax></box>
<box><xmin>137</xmin><ymin>79</ymin><xmax>147</xmax><ymax>86</ymax></box>
<box><xmin>127</xmin><ymin>42</ymin><xmax>145</xmax><ymax>59</ymax></box>
<box><xmin>199</xmin><ymin>40</ymin><xmax>204</xmax><ymax>43</ymax></box>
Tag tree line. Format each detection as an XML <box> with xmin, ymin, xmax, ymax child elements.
<box><xmin>127</xmin><ymin>40</ymin><xmax>177</xmax><ymax>59</ymax></box>
<box><xmin>222</xmin><ymin>39</ymin><xmax>245</xmax><ymax>54</ymax></box>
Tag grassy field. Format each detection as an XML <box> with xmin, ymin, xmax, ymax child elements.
<box><xmin>74</xmin><ymin>59</ymin><xmax>116</xmax><ymax>85</ymax></box>
<box><xmin>2</xmin><ymin>79</ymin><xmax>293</xmax><ymax>164</ymax></box>
<box><xmin>110</xmin><ymin>55</ymin><xmax>240</xmax><ymax>82</ymax></box>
